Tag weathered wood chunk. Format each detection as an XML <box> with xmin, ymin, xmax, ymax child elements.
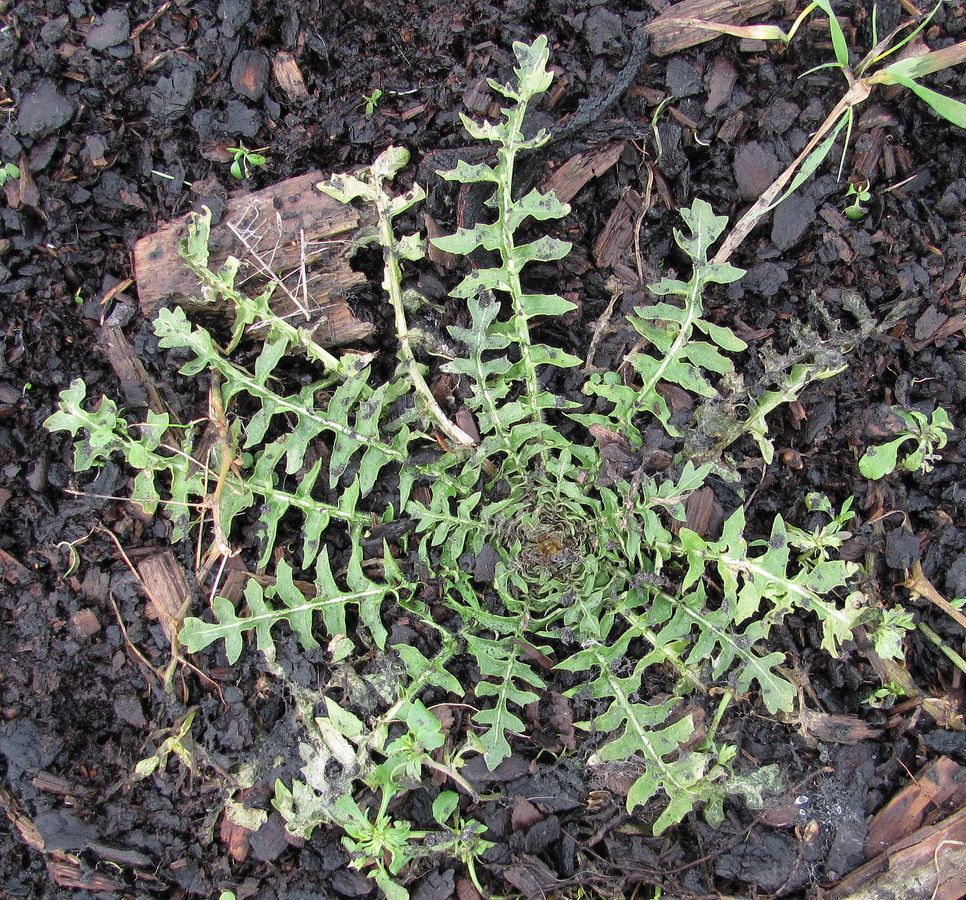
<box><xmin>132</xmin><ymin>171</ymin><xmax>371</xmax><ymax>347</ymax></box>
<box><xmin>645</xmin><ymin>0</ymin><xmax>777</xmax><ymax>57</ymax></box>
<box><xmin>594</xmin><ymin>188</ymin><xmax>643</xmax><ymax>269</ymax></box>
<box><xmin>543</xmin><ymin>141</ymin><xmax>625</xmax><ymax>205</ymax></box>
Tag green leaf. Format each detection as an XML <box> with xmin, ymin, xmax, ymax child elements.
<box><xmin>806</xmin><ymin>0</ymin><xmax>849</xmax><ymax>68</ymax></box>
<box><xmin>179</xmin><ymin>555</ymin><xmax>392</xmax><ymax>663</ymax></box>
<box><xmin>890</xmin><ymin>75</ymin><xmax>966</xmax><ymax>128</ymax></box>
<box><xmin>675</xmin><ymin>198</ymin><xmax>730</xmax><ymax>261</ymax></box>
<box><xmin>431</xmin><ymin>223</ymin><xmax>500</xmax><ymax>256</ymax></box>
<box><xmin>505</xmin><ymin>187</ymin><xmax>570</xmax><ymax>231</ymax></box>
<box><xmin>436</xmin><ymin>159</ymin><xmax>499</xmax><ymax>183</ymax></box>
<box><xmin>432</xmin><ymin>790</ymin><xmax>460</xmax><ymax>824</ymax></box>
<box><xmin>318</xmin><ymin>172</ymin><xmax>376</xmax><ymax>204</ymax></box>
<box><xmin>399</xmin><ymin>699</ymin><xmax>445</xmax><ymax>751</ymax></box>
<box><xmin>511</xmin><ymin>236</ymin><xmax>572</xmax><ymax>268</ymax></box>
<box><xmin>519</xmin><ymin>292</ymin><xmax>577</xmax><ymax>318</ymax></box>
<box><xmin>859</xmin><ymin>437</ymin><xmax>907</xmax><ymax>479</ymax></box>
<box><xmin>510</xmin><ymin>35</ymin><xmax>554</xmax><ymax>98</ymax></box>
<box><xmin>466</xmin><ymin>633</ymin><xmax>545</xmax><ymax>769</ymax></box>
<box><xmin>693</xmin><ymin>318</ymin><xmax>747</xmax><ymax>352</ymax></box>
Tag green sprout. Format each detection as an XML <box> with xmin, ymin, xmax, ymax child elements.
<box><xmin>786</xmin><ymin>492</ymin><xmax>855</xmax><ymax>567</ymax></box>
<box><xmin>0</xmin><ymin>161</ymin><xmax>19</xmax><ymax>187</ymax></box>
<box><xmin>431</xmin><ymin>791</ymin><xmax>493</xmax><ymax>897</ymax></box>
<box><xmin>363</xmin><ymin>88</ymin><xmax>383</xmax><ymax>117</ymax></box>
<box><xmin>227</xmin><ymin>142</ymin><xmax>268</xmax><ymax>180</ymax></box>
<box><xmin>335</xmin><ymin>782</ymin><xmax>423</xmax><ymax>900</ymax></box>
<box><xmin>134</xmin><ymin>710</ymin><xmax>198</xmax><ymax>780</ymax></box>
<box><xmin>859</xmin><ymin>406</ymin><xmax>953</xmax><ymax>479</ymax></box>
<box><xmin>870</xmin><ymin>606</ymin><xmax>916</xmax><ymax>662</ymax></box>
<box><xmin>863</xmin><ymin>682</ymin><xmax>907</xmax><ymax>709</ymax></box>
<box><xmin>844</xmin><ymin>180</ymin><xmax>871</xmax><ymax>220</ymax></box>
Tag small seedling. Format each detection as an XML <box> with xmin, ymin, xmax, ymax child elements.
<box><xmin>134</xmin><ymin>710</ymin><xmax>197</xmax><ymax>780</ymax></box>
<box><xmin>336</xmin><ymin>781</ymin><xmax>423</xmax><ymax>900</ymax></box>
<box><xmin>363</xmin><ymin>88</ymin><xmax>383</xmax><ymax>117</ymax></box>
<box><xmin>227</xmin><ymin>142</ymin><xmax>268</xmax><ymax>180</ymax></box>
<box><xmin>844</xmin><ymin>180</ymin><xmax>871</xmax><ymax>219</ymax></box>
<box><xmin>431</xmin><ymin>791</ymin><xmax>493</xmax><ymax>896</ymax></box>
<box><xmin>786</xmin><ymin>492</ymin><xmax>855</xmax><ymax>567</ymax></box>
<box><xmin>0</xmin><ymin>161</ymin><xmax>19</xmax><ymax>187</ymax></box>
<box><xmin>859</xmin><ymin>406</ymin><xmax>953</xmax><ymax>479</ymax></box>
<box><xmin>870</xmin><ymin>606</ymin><xmax>916</xmax><ymax>661</ymax></box>
<box><xmin>56</xmin><ymin>530</ymin><xmax>93</xmax><ymax>578</ymax></box>
<box><xmin>863</xmin><ymin>682</ymin><xmax>906</xmax><ymax>709</ymax></box>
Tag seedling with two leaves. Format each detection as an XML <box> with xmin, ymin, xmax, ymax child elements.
<box><xmin>363</xmin><ymin>88</ymin><xmax>383</xmax><ymax>117</ymax></box>
<box><xmin>844</xmin><ymin>180</ymin><xmax>871</xmax><ymax>220</ymax></box>
<box><xmin>133</xmin><ymin>709</ymin><xmax>198</xmax><ymax>780</ymax></box>
<box><xmin>227</xmin><ymin>141</ymin><xmax>268</xmax><ymax>180</ymax></box>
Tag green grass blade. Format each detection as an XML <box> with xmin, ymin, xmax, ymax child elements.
<box><xmin>892</xmin><ymin>75</ymin><xmax>966</xmax><ymax>128</ymax></box>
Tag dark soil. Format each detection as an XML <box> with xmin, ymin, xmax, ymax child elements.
<box><xmin>2</xmin><ymin>1</ymin><xmax>966</xmax><ymax>898</ymax></box>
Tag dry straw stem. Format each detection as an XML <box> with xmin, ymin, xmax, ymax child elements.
<box><xmin>713</xmin><ymin>79</ymin><xmax>871</xmax><ymax>263</ymax></box>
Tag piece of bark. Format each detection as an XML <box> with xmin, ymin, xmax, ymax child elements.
<box><xmin>831</xmin><ymin>805</ymin><xmax>966</xmax><ymax>900</ymax></box>
<box><xmin>593</xmin><ymin>188</ymin><xmax>643</xmax><ymax>268</ymax></box>
<box><xmin>644</xmin><ymin>0</ymin><xmax>778</xmax><ymax>57</ymax></box>
<box><xmin>98</xmin><ymin>324</ymin><xmax>174</xmax><ymax>419</ymax></box>
<box><xmin>542</xmin><ymin>141</ymin><xmax>626</xmax><ymax>205</ymax></box>
<box><xmin>220</xmin><ymin>810</ymin><xmax>252</xmax><ymax>863</ymax></box>
<box><xmin>0</xmin><ymin>548</ymin><xmax>31</xmax><ymax>584</ymax></box>
<box><xmin>717</xmin><ymin>108</ymin><xmax>746</xmax><ymax>144</ymax></box>
<box><xmin>456</xmin><ymin>877</ymin><xmax>483</xmax><ymax>900</ymax></box>
<box><xmin>682</xmin><ymin>486</ymin><xmax>719</xmax><ymax>538</ymax></box>
<box><xmin>852</xmin><ymin>125</ymin><xmax>886</xmax><ymax>183</ymax></box>
<box><xmin>218</xmin><ymin>565</ymin><xmax>250</xmax><ymax>606</ymax></box>
<box><xmin>132</xmin><ymin>171</ymin><xmax>370</xmax><ymax>348</ymax></box>
<box><xmin>0</xmin><ymin>785</ymin><xmax>46</xmax><ymax>852</ymax></box>
<box><xmin>6</xmin><ymin>152</ymin><xmax>39</xmax><ymax>209</ymax></box>
<box><xmin>797</xmin><ymin>707</ymin><xmax>883</xmax><ymax>745</ymax></box>
<box><xmin>47</xmin><ymin>857</ymin><xmax>123</xmax><ymax>893</ymax></box>
<box><xmin>32</xmin><ymin>772</ymin><xmax>92</xmax><ymax>799</ymax></box>
<box><xmin>70</xmin><ymin>609</ymin><xmax>101</xmax><ymax>639</ymax></box>
<box><xmin>231</xmin><ymin>50</ymin><xmax>269</xmax><ymax>101</ymax></box>
<box><xmin>424</xmin><ymin>212</ymin><xmax>458</xmax><ymax>270</ymax></box>
<box><xmin>463</xmin><ymin>76</ymin><xmax>492</xmax><ymax>115</ymax></box>
<box><xmin>400</xmin><ymin>103</ymin><xmax>426</xmax><ymax>121</ymax></box>
<box><xmin>273</xmin><ymin>51</ymin><xmax>307</xmax><ymax>100</ymax></box>
<box><xmin>705</xmin><ymin>55</ymin><xmax>737</xmax><ymax>113</ymax></box>
<box><xmin>913</xmin><ymin>311</ymin><xmax>966</xmax><ymax>350</ymax></box>
<box><xmin>137</xmin><ymin>550</ymin><xmax>190</xmax><ymax>644</ymax></box>
<box><xmin>865</xmin><ymin>756</ymin><xmax>965</xmax><ymax>858</ymax></box>
<box><xmin>511</xmin><ymin>796</ymin><xmax>544</xmax><ymax>832</ymax></box>
<box><xmin>308</xmin><ymin>299</ymin><xmax>374</xmax><ymax>347</ymax></box>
